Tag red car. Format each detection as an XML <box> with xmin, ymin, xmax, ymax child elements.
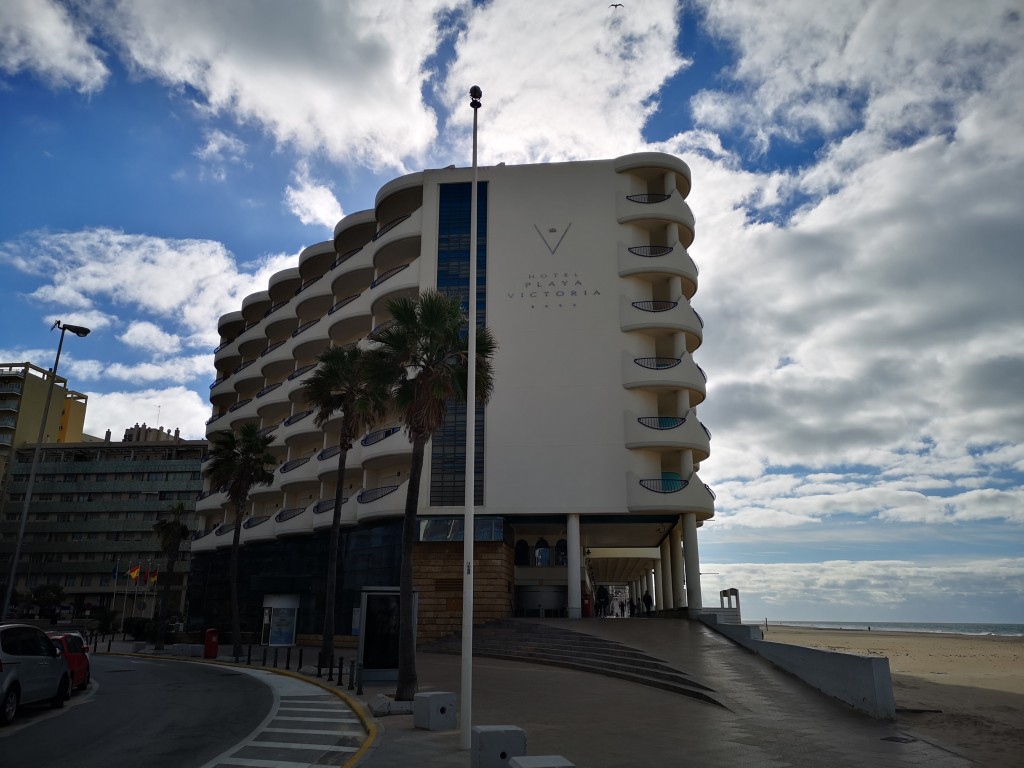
<box><xmin>47</xmin><ymin>633</ymin><xmax>90</xmax><ymax>691</ymax></box>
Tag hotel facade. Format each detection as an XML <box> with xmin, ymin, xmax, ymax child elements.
<box><xmin>190</xmin><ymin>152</ymin><xmax>714</xmax><ymax>640</ymax></box>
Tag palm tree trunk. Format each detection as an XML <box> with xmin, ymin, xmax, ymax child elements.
<box><xmin>320</xmin><ymin>445</ymin><xmax>349</xmax><ymax>671</ymax></box>
<box><xmin>395</xmin><ymin>432</ymin><xmax>427</xmax><ymax>701</ymax></box>
<box><xmin>230</xmin><ymin>498</ymin><xmax>245</xmax><ymax>657</ymax></box>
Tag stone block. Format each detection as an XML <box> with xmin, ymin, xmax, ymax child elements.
<box><xmin>509</xmin><ymin>758</ymin><xmax>575</xmax><ymax>768</ymax></box>
<box><xmin>472</xmin><ymin>725</ymin><xmax>527</xmax><ymax>768</ymax></box>
<box><xmin>414</xmin><ymin>691</ymin><xmax>457</xmax><ymax>730</ymax></box>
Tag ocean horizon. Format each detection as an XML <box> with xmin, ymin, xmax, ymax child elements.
<box><xmin>772</xmin><ymin>620</ymin><xmax>1024</xmax><ymax>637</ymax></box>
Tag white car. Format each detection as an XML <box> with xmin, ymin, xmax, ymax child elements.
<box><xmin>0</xmin><ymin>622</ymin><xmax>71</xmax><ymax>725</ymax></box>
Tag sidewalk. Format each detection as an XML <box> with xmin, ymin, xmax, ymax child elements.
<box><xmin>101</xmin><ymin>620</ymin><xmax>975</xmax><ymax>768</ymax></box>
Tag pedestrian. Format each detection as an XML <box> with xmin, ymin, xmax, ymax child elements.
<box><xmin>642</xmin><ymin>589</ymin><xmax>653</xmax><ymax>616</ymax></box>
<box><xmin>618</xmin><ymin>600</ymin><xmax>625</xmax><ymax>618</ymax></box>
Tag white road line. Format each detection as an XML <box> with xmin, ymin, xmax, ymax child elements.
<box><xmin>246</xmin><ymin>740</ymin><xmax>357</xmax><ymax>752</ymax></box>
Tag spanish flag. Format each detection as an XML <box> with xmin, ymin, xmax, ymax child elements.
<box><xmin>149</xmin><ymin>569</ymin><xmax>158</xmax><ymax>585</ymax></box>
<box><xmin>127</xmin><ymin>564</ymin><xmax>141</xmax><ymax>582</ymax></box>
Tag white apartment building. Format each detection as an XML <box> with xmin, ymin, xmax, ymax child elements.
<box><xmin>191</xmin><ymin>152</ymin><xmax>714</xmax><ymax>637</ymax></box>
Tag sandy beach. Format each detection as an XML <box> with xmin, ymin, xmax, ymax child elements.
<box><xmin>764</xmin><ymin>625</ymin><xmax>1024</xmax><ymax>767</ymax></box>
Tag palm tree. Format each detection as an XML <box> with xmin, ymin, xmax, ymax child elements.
<box><xmin>203</xmin><ymin>423</ymin><xmax>277</xmax><ymax>656</ymax></box>
<box><xmin>364</xmin><ymin>290</ymin><xmax>497</xmax><ymax>701</ymax></box>
<box><xmin>302</xmin><ymin>344</ymin><xmax>388</xmax><ymax>672</ymax></box>
<box><xmin>152</xmin><ymin>503</ymin><xmax>190</xmax><ymax>651</ymax></box>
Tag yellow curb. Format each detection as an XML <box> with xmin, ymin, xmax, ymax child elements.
<box><xmin>105</xmin><ymin>651</ymin><xmax>379</xmax><ymax>767</ymax></box>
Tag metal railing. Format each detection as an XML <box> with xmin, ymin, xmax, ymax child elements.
<box><xmin>292</xmin><ymin>318</ymin><xmax>321</xmax><ymax>337</ymax></box>
<box><xmin>357</xmin><ymin>485</ymin><xmax>399</xmax><ymax>504</ymax></box>
<box><xmin>228</xmin><ymin>398</ymin><xmax>252</xmax><ymax>412</ymax></box>
<box><xmin>372</xmin><ymin>213</ymin><xmax>411</xmax><ymax>241</ymax></box>
<box><xmin>328</xmin><ymin>294</ymin><xmax>360</xmax><ymax>314</ymax></box>
<box><xmin>294</xmin><ymin>275</ymin><xmax>322</xmax><ymax>295</ymax></box>
<box><xmin>627</xmin><ymin>245</ymin><xmax>673</xmax><ymax>257</ymax></box>
<box><xmin>370</xmin><ymin>263</ymin><xmax>409</xmax><ymax>288</ymax></box>
<box><xmin>260</xmin><ymin>341</ymin><xmax>285</xmax><ymax>358</ymax></box>
<box><xmin>283</xmin><ymin>409</ymin><xmax>314</xmax><ymax>426</ymax></box>
<box><xmin>275</xmin><ymin>507</ymin><xmax>307</xmax><ymax>523</ymax></box>
<box><xmin>633</xmin><ymin>357</ymin><xmax>681</xmax><ymax>370</ymax></box>
<box><xmin>243</xmin><ymin>515</ymin><xmax>271</xmax><ymax>529</ymax></box>
<box><xmin>279</xmin><ymin>456</ymin><xmax>311</xmax><ymax>474</ymax></box>
<box><xmin>256</xmin><ymin>382</ymin><xmax>283</xmax><ymax>398</ymax></box>
<box><xmin>637</xmin><ymin>416</ymin><xmax>685</xmax><ymax>430</ymax></box>
<box><xmin>288</xmin><ymin>364</ymin><xmax>316</xmax><ymax>381</ymax></box>
<box><xmin>631</xmin><ymin>300</ymin><xmax>677</xmax><ymax>313</ymax></box>
<box><xmin>331</xmin><ymin>247</ymin><xmax>362</xmax><ymax>270</ymax></box>
<box><xmin>361</xmin><ymin>425</ymin><xmax>401</xmax><ymax>446</ymax></box>
<box><xmin>639</xmin><ymin>478</ymin><xmax>689</xmax><ymax>493</ymax></box>
<box><xmin>626</xmin><ymin>192</ymin><xmax>671</xmax><ymax>204</ymax></box>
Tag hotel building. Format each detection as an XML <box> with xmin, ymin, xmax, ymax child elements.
<box><xmin>191</xmin><ymin>152</ymin><xmax>714</xmax><ymax>640</ymax></box>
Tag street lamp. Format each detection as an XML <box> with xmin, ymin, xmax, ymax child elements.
<box><xmin>1</xmin><ymin>320</ymin><xmax>90</xmax><ymax>619</ymax></box>
<box><xmin>461</xmin><ymin>84</ymin><xmax>482</xmax><ymax>751</ymax></box>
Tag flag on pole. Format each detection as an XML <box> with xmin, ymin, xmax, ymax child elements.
<box><xmin>128</xmin><ymin>564</ymin><xmax>141</xmax><ymax>581</ymax></box>
<box><xmin>149</xmin><ymin>569</ymin><xmax>158</xmax><ymax>585</ymax></box>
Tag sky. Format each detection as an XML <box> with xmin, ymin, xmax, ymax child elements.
<box><xmin>1</xmin><ymin>0</ymin><xmax>1022</xmax><ymax>624</ymax></box>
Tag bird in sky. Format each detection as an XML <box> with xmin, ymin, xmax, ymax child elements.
<box><xmin>610</xmin><ymin>3</ymin><xmax>624</xmax><ymax>7</ymax></box>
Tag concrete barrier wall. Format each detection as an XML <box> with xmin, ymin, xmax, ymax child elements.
<box><xmin>700</xmin><ymin>615</ymin><xmax>896</xmax><ymax>719</ymax></box>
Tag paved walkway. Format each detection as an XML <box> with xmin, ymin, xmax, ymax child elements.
<box><xmin>101</xmin><ymin>618</ymin><xmax>975</xmax><ymax>767</ymax></box>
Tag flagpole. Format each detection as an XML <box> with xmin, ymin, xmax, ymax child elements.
<box><xmin>461</xmin><ymin>84</ymin><xmax>482</xmax><ymax>751</ymax></box>
<box><xmin>119</xmin><ymin>562</ymin><xmax>133</xmax><ymax>632</ymax></box>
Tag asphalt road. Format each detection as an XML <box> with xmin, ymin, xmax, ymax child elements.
<box><xmin>0</xmin><ymin>655</ymin><xmax>273</xmax><ymax>768</ymax></box>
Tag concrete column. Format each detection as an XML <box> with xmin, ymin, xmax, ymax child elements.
<box><xmin>653</xmin><ymin>559</ymin><xmax>664</xmax><ymax>610</ymax></box>
<box><xmin>566</xmin><ymin>513</ymin><xmax>581</xmax><ymax>619</ymax></box>
<box><xmin>683</xmin><ymin>512</ymin><xmax>703</xmax><ymax>610</ymax></box>
<box><xmin>670</xmin><ymin>520</ymin><xmax>685</xmax><ymax>608</ymax></box>
<box><xmin>682</xmin><ymin>449</ymin><xmax>694</xmax><ymax>479</ymax></box>
<box><xmin>659</xmin><ymin>538</ymin><xmax>674</xmax><ymax>610</ymax></box>
<box><xmin>645</xmin><ymin>566</ymin><xmax>656</xmax><ymax>611</ymax></box>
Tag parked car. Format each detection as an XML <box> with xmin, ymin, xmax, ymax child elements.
<box><xmin>48</xmin><ymin>632</ymin><xmax>90</xmax><ymax>691</ymax></box>
<box><xmin>0</xmin><ymin>622</ymin><xmax>71</xmax><ymax>725</ymax></box>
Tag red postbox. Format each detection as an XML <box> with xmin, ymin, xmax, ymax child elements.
<box><xmin>203</xmin><ymin>628</ymin><xmax>219</xmax><ymax>659</ymax></box>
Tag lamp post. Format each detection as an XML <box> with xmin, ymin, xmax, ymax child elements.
<box><xmin>461</xmin><ymin>84</ymin><xmax>482</xmax><ymax>751</ymax></box>
<box><xmin>1</xmin><ymin>320</ymin><xmax>90</xmax><ymax>620</ymax></box>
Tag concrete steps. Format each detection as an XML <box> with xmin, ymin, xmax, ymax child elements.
<box><xmin>421</xmin><ymin>619</ymin><xmax>726</xmax><ymax>709</ymax></box>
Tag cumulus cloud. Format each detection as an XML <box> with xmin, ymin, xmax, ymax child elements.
<box><xmin>80</xmin><ymin>385</ymin><xmax>213</xmax><ymax>440</ymax></box>
<box><xmin>285</xmin><ymin>161</ymin><xmax>344</xmax><ymax>229</ymax></box>
<box><xmin>80</xmin><ymin>0</ymin><xmax>457</xmax><ymax>172</ymax></box>
<box><xmin>0</xmin><ymin>0</ymin><xmax>109</xmax><ymax>92</ymax></box>
<box><xmin>194</xmin><ymin>128</ymin><xmax>247</xmax><ymax>181</ymax></box>
<box><xmin>119</xmin><ymin>321</ymin><xmax>183</xmax><ymax>354</ymax></box>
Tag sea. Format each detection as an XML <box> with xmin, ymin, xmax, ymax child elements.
<box><xmin>773</xmin><ymin>620</ymin><xmax>1024</xmax><ymax>637</ymax></box>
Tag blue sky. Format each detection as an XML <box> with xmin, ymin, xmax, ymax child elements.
<box><xmin>1</xmin><ymin>0</ymin><xmax>1022</xmax><ymax>623</ymax></box>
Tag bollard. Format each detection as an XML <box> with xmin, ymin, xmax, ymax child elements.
<box><xmin>298</xmin><ymin>648</ymin><xmax>303</xmax><ymax>670</ymax></box>
<box><xmin>317</xmin><ymin>658</ymin><xmax>322</xmax><ymax>679</ymax></box>
<box><xmin>356</xmin><ymin>663</ymin><xmax>363</xmax><ymax>695</ymax></box>
<box><xmin>261</xmin><ymin>647</ymin><xmax>267</xmax><ymax>667</ymax></box>
<box><xmin>273</xmin><ymin>647</ymin><xmax>279</xmax><ymax>668</ymax></box>
<box><xmin>337</xmin><ymin>656</ymin><xmax>344</xmax><ymax>687</ymax></box>
<box><xmin>348</xmin><ymin>660</ymin><xmax>355</xmax><ymax>690</ymax></box>
<box><xmin>247</xmin><ymin>645</ymin><xmax>252</xmax><ymax>666</ymax></box>
<box><xmin>285</xmin><ymin>647</ymin><xmax>292</xmax><ymax>670</ymax></box>
<box><xmin>106</xmin><ymin>635</ymin><xmax>112</xmax><ymax>653</ymax></box>
<box><xmin>325</xmin><ymin>652</ymin><xmax>333</xmax><ymax>682</ymax></box>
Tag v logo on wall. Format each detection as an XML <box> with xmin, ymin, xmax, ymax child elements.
<box><xmin>534</xmin><ymin>223</ymin><xmax>572</xmax><ymax>255</ymax></box>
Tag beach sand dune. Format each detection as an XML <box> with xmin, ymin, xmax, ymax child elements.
<box><xmin>765</xmin><ymin>626</ymin><xmax>1024</xmax><ymax>768</ymax></box>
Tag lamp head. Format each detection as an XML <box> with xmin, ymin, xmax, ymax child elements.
<box><xmin>59</xmin><ymin>322</ymin><xmax>91</xmax><ymax>337</ymax></box>
<box><xmin>469</xmin><ymin>85</ymin><xmax>482</xmax><ymax>109</ymax></box>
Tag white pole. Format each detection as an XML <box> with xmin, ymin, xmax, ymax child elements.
<box><xmin>120</xmin><ymin>563</ymin><xmax>133</xmax><ymax>632</ymax></box>
<box><xmin>461</xmin><ymin>84</ymin><xmax>482</xmax><ymax>751</ymax></box>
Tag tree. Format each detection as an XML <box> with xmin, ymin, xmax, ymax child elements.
<box><xmin>152</xmin><ymin>503</ymin><xmax>191</xmax><ymax>651</ymax></box>
<box><xmin>31</xmin><ymin>583</ymin><xmax>65</xmax><ymax>621</ymax></box>
<box><xmin>302</xmin><ymin>344</ymin><xmax>388</xmax><ymax>672</ymax></box>
<box><xmin>364</xmin><ymin>291</ymin><xmax>496</xmax><ymax>701</ymax></box>
<box><xmin>203</xmin><ymin>423</ymin><xmax>277</xmax><ymax>656</ymax></box>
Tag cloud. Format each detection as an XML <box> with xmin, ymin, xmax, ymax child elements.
<box><xmin>80</xmin><ymin>385</ymin><xmax>213</xmax><ymax>441</ymax></box>
<box><xmin>118</xmin><ymin>321</ymin><xmax>183</xmax><ymax>354</ymax></box>
<box><xmin>194</xmin><ymin>128</ymin><xmax>247</xmax><ymax>181</ymax></box>
<box><xmin>83</xmin><ymin>0</ymin><xmax>458</xmax><ymax>172</ymax></box>
<box><xmin>439</xmin><ymin>0</ymin><xmax>689</xmax><ymax>164</ymax></box>
<box><xmin>0</xmin><ymin>0</ymin><xmax>109</xmax><ymax>92</ymax></box>
<box><xmin>285</xmin><ymin>161</ymin><xmax>344</xmax><ymax>229</ymax></box>
<box><xmin>700</xmin><ymin>558</ymin><xmax>1024</xmax><ymax>621</ymax></box>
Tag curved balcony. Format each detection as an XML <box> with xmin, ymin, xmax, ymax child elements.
<box><xmin>370</xmin><ymin>260</ymin><xmax>420</xmax><ymax>315</ymax></box>
<box><xmin>275</xmin><ymin>504</ymin><xmax>315</xmax><ymax>537</ymax></box>
<box><xmin>191</xmin><ymin>522</ymin><xmax>236</xmax><ymax>553</ymax></box>
<box><xmin>619</xmin><ymin>296</ymin><xmax>703</xmax><ymax>353</ymax></box>
<box><xmin>292</xmin><ymin>319</ymin><xmax>330</xmax><ymax>362</ymax></box>
<box><xmin>247</xmin><ymin>471</ymin><xmax>284</xmax><ymax>503</ymax></box>
<box><xmin>213</xmin><ymin>332</ymin><xmax>244</xmax><ymax>374</ymax></box>
<box><xmin>616</xmin><ymin>194</ymin><xmax>695</xmax><ymax>248</ymax></box>
<box><xmin>356</xmin><ymin>479</ymin><xmax>408</xmax><ymax>523</ymax></box>
<box><xmin>273</xmin><ymin>408</ymin><xmax>317</xmax><ymax>444</ymax></box>
<box><xmin>217</xmin><ymin>310</ymin><xmax>246</xmax><ymax>344</ymax></box>
<box><xmin>238</xmin><ymin>514</ymin><xmax>275</xmax><ymax>545</ymax></box>
<box><xmin>236</xmin><ymin>322</ymin><xmax>269</xmax><ymax>359</ymax></box>
<box><xmin>621</xmin><ymin>352</ymin><xmax>706</xmax><ymax>405</ymax></box>
<box><xmin>264</xmin><ymin>298</ymin><xmax>300</xmax><ymax>340</ymax></box>
<box><xmin>316</xmin><ymin>443</ymin><xmax>363</xmax><ymax>480</ymax></box>
<box><xmin>374</xmin><ymin>171</ymin><xmax>424</xmax><ymax>222</ymax></box>
<box><xmin>241</xmin><ymin>290</ymin><xmax>272</xmax><ymax>325</ymax></box>
<box><xmin>623</xmin><ymin>412</ymin><xmax>711</xmax><ymax>461</ymax></box>
<box><xmin>614</xmin><ymin>151</ymin><xmax>692</xmax><ymax>200</ymax></box>
<box><xmin>617</xmin><ymin>243</ymin><xmax>698</xmax><ymax>300</ymax></box>
<box><xmin>232</xmin><ymin>359</ymin><xmax>264</xmax><ymax>394</ymax></box>
<box><xmin>360</xmin><ymin>425</ymin><xmax>409</xmax><ymax>468</ymax></box>
<box><xmin>626</xmin><ymin>470</ymin><xmax>714</xmax><ymax>519</ymax></box>
<box><xmin>226</xmin><ymin>396</ymin><xmax>260</xmax><ymax>431</ymax></box>
<box><xmin>298</xmin><ymin>240</ymin><xmax>336</xmax><ymax>281</ymax></box>
<box><xmin>268</xmin><ymin>266</ymin><xmax>302</xmax><ymax>304</ymax></box>
<box><xmin>312</xmin><ymin>495</ymin><xmax>357</xmax><ymax>530</ymax></box>
<box><xmin>327</xmin><ymin>291</ymin><xmax>373</xmax><ymax>344</ymax></box>
<box><xmin>209</xmin><ymin>373</ymin><xmax>235</xmax><ymax>404</ymax></box>
<box><xmin>330</xmin><ymin>249</ymin><xmax>375</xmax><ymax>298</ymax></box>
<box><xmin>258</xmin><ymin>337</ymin><xmax>294</xmax><ymax>381</ymax></box>
<box><xmin>278</xmin><ymin>455</ymin><xmax>319</xmax><ymax>492</ymax></box>
<box><xmin>334</xmin><ymin>209</ymin><xmax>376</xmax><ymax>253</ymax></box>
<box><xmin>294</xmin><ymin>272</ymin><xmax>334</xmax><ymax>319</ymax></box>
<box><xmin>195</xmin><ymin>486</ymin><xmax>228</xmax><ymax>514</ymax></box>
